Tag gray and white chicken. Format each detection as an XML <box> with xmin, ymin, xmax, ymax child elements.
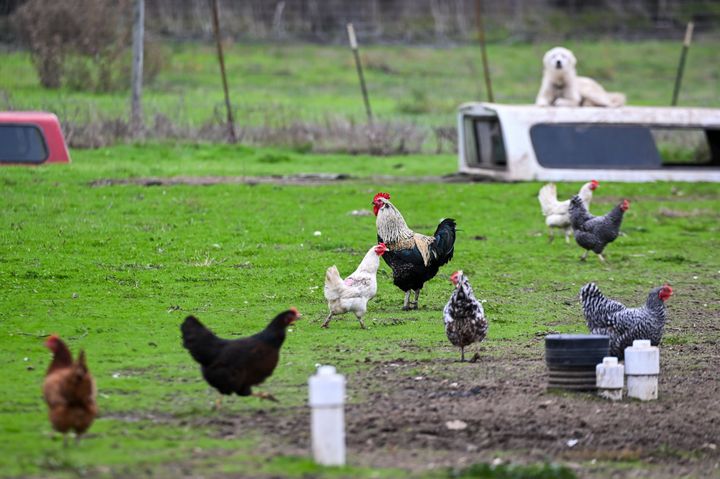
<box><xmin>443</xmin><ymin>271</ymin><xmax>488</xmax><ymax>362</ymax></box>
<box><xmin>581</xmin><ymin>282</ymin><xmax>673</xmax><ymax>358</ymax></box>
<box><xmin>569</xmin><ymin>195</ymin><xmax>629</xmax><ymax>262</ymax></box>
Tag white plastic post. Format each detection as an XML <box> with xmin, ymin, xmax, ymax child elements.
<box><xmin>624</xmin><ymin>340</ymin><xmax>660</xmax><ymax>401</ymax></box>
<box><xmin>308</xmin><ymin>366</ymin><xmax>346</xmax><ymax>466</ymax></box>
<box><xmin>596</xmin><ymin>356</ymin><xmax>624</xmax><ymax>401</ymax></box>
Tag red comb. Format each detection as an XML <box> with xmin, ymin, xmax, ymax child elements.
<box><xmin>289</xmin><ymin>307</ymin><xmax>300</xmax><ymax>315</ymax></box>
<box><xmin>373</xmin><ymin>192</ymin><xmax>390</xmax><ymax>202</ymax></box>
<box><xmin>591</xmin><ymin>180</ymin><xmax>599</xmax><ymax>186</ymax></box>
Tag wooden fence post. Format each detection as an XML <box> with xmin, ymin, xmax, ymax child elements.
<box><xmin>210</xmin><ymin>0</ymin><xmax>237</xmax><ymax>143</ymax></box>
<box><xmin>131</xmin><ymin>0</ymin><xmax>145</xmax><ymax>137</ymax></box>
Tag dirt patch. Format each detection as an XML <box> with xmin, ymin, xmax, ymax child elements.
<box><xmin>170</xmin><ymin>283</ymin><xmax>720</xmax><ymax>478</ymax></box>
<box><xmin>191</xmin><ymin>337</ymin><xmax>720</xmax><ymax>478</ymax></box>
<box><xmin>89</xmin><ymin>173</ymin><xmax>491</xmax><ymax>187</ymax></box>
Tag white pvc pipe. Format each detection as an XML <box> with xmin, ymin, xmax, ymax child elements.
<box><xmin>308</xmin><ymin>366</ymin><xmax>346</xmax><ymax>466</ymax></box>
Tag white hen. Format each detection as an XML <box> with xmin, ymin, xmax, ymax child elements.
<box><xmin>323</xmin><ymin>243</ymin><xmax>387</xmax><ymax>329</ymax></box>
<box><xmin>538</xmin><ymin>180</ymin><xmax>598</xmax><ymax>242</ymax></box>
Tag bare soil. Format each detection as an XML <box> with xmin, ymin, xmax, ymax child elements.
<box><xmin>193</xmin><ymin>297</ymin><xmax>720</xmax><ymax>479</ymax></box>
<box><xmin>89</xmin><ymin>173</ymin><xmax>489</xmax><ymax>187</ymax></box>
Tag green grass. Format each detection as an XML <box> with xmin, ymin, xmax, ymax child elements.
<box><xmin>1</xmin><ymin>144</ymin><xmax>719</xmax><ymax>477</ymax></box>
<box><xmin>2</xmin><ymin>41</ymin><xmax>719</xmax><ymax>129</ymax></box>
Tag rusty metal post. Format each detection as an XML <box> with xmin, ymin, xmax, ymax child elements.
<box><xmin>474</xmin><ymin>0</ymin><xmax>494</xmax><ymax>102</ymax></box>
<box><xmin>347</xmin><ymin>23</ymin><xmax>373</xmax><ymax>125</ymax></box>
<box><xmin>209</xmin><ymin>0</ymin><xmax>237</xmax><ymax>143</ymax></box>
<box><xmin>672</xmin><ymin>22</ymin><xmax>694</xmax><ymax>106</ymax></box>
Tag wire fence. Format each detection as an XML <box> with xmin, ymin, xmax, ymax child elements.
<box><xmin>142</xmin><ymin>0</ymin><xmax>720</xmax><ymax>43</ymax></box>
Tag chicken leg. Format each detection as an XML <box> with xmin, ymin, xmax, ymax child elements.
<box><xmin>354</xmin><ymin>312</ymin><xmax>366</xmax><ymax>329</ymax></box>
<box><xmin>598</xmin><ymin>254</ymin><xmax>606</xmax><ymax>263</ymax></box>
<box><xmin>548</xmin><ymin>227</ymin><xmax>555</xmax><ymax>243</ymax></box>
<box><xmin>564</xmin><ymin>227</ymin><xmax>572</xmax><ymax>244</ymax></box>
<box><xmin>411</xmin><ymin>289</ymin><xmax>421</xmax><ymax>309</ymax></box>
<box><xmin>402</xmin><ymin>291</ymin><xmax>411</xmax><ymax>310</ymax></box>
<box><xmin>580</xmin><ymin>250</ymin><xmax>589</xmax><ymax>261</ymax></box>
<box><xmin>321</xmin><ymin>312</ymin><xmax>333</xmax><ymax>328</ymax></box>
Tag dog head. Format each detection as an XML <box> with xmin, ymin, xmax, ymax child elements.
<box><xmin>543</xmin><ymin>47</ymin><xmax>577</xmax><ymax>72</ymax></box>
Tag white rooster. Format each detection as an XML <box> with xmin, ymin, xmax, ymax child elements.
<box><xmin>323</xmin><ymin>243</ymin><xmax>387</xmax><ymax>329</ymax></box>
<box><xmin>538</xmin><ymin>180</ymin><xmax>598</xmax><ymax>242</ymax></box>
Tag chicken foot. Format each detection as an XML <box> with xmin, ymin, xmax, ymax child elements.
<box><xmin>354</xmin><ymin>313</ymin><xmax>366</xmax><ymax>329</ymax></box>
<box><xmin>321</xmin><ymin>312</ymin><xmax>333</xmax><ymax>328</ymax></box>
<box><xmin>252</xmin><ymin>391</ymin><xmax>279</xmax><ymax>403</ymax></box>
<box><xmin>580</xmin><ymin>250</ymin><xmax>589</xmax><ymax>261</ymax></box>
<box><xmin>564</xmin><ymin>228</ymin><xmax>572</xmax><ymax>244</ymax></box>
<box><xmin>598</xmin><ymin>253</ymin><xmax>606</xmax><ymax>263</ymax></box>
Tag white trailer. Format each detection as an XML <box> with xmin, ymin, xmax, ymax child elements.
<box><xmin>457</xmin><ymin>103</ymin><xmax>720</xmax><ymax>182</ymax></box>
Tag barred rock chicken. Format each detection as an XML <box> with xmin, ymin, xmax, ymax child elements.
<box><xmin>538</xmin><ymin>180</ymin><xmax>598</xmax><ymax>242</ymax></box>
<box><xmin>372</xmin><ymin>192</ymin><xmax>456</xmax><ymax>310</ymax></box>
<box><xmin>569</xmin><ymin>195</ymin><xmax>629</xmax><ymax>262</ymax></box>
<box><xmin>443</xmin><ymin>271</ymin><xmax>488</xmax><ymax>362</ymax></box>
<box><xmin>43</xmin><ymin>336</ymin><xmax>97</xmax><ymax>445</ymax></box>
<box><xmin>581</xmin><ymin>283</ymin><xmax>673</xmax><ymax>358</ymax></box>
<box><xmin>323</xmin><ymin>242</ymin><xmax>387</xmax><ymax>329</ymax></box>
<box><xmin>181</xmin><ymin>309</ymin><xmax>300</xmax><ymax>404</ymax></box>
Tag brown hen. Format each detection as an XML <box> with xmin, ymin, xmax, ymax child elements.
<box><xmin>43</xmin><ymin>335</ymin><xmax>97</xmax><ymax>445</ymax></box>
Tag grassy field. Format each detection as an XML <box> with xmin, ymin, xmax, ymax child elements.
<box><xmin>2</xmin><ymin>41</ymin><xmax>719</xmax><ymax>130</ymax></box>
<box><xmin>1</xmin><ymin>144</ymin><xmax>719</xmax><ymax>477</ymax></box>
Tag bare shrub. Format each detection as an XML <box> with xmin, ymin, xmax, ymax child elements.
<box><xmin>14</xmin><ymin>0</ymin><xmax>132</xmax><ymax>91</ymax></box>
<box><xmin>238</xmin><ymin>117</ymin><xmax>427</xmax><ymax>155</ymax></box>
<box><xmin>433</xmin><ymin>126</ymin><xmax>458</xmax><ymax>154</ymax></box>
<box><xmin>116</xmin><ymin>37</ymin><xmax>171</xmax><ymax>87</ymax></box>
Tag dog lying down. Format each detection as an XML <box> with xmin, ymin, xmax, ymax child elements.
<box><xmin>535</xmin><ymin>46</ymin><xmax>626</xmax><ymax>107</ymax></box>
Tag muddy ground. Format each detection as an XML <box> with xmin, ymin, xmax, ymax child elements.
<box><xmin>192</xmin><ymin>312</ymin><xmax>720</xmax><ymax>478</ymax></box>
<box><xmin>89</xmin><ymin>173</ymin><xmax>488</xmax><ymax>187</ymax></box>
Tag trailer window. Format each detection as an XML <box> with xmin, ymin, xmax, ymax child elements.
<box><xmin>0</xmin><ymin>124</ymin><xmax>49</xmax><ymax>164</ymax></box>
<box><xmin>651</xmin><ymin>128</ymin><xmax>720</xmax><ymax>166</ymax></box>
<box><xmin>464</xmin><ymin>117</ymin><xmax>507</xmax><ymax>169</ymax></box>
<box><xmin>531</xmin><ymin>124</ymin><xmax>661</xmax><ymax>169</ymax></box>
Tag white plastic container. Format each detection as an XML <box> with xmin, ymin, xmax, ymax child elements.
<box><xmin>596</xmin><ymin>356</ymin><xmax>624</xmax><ymax>401</ymax></box>
<box><xmin>308</xmin><ymin>366</ymin><xmax>346</xmax><ymax>466</ymax></box>
<box><xmin>624</xmin><ymin>340</ymin><xmax>660</xmax><ymax>401</ymax></box>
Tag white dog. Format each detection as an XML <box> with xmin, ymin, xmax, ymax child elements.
<box><xmin>535</xmin><ymin>46</ymin><xmax>626</xmax><ymax>107</ymax></box>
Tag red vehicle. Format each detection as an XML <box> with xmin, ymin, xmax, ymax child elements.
<box><xmin>0</xmin><ymin>112</ymin><xmax>71</xmax><ymax>165</ymax></box>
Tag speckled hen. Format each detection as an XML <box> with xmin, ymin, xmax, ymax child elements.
<box><xmin>443</xmin><ymin>271</ymin><xmax>488</xmax><ymax>361</ymax></box>
<box><xmin>569</xmin><ymin>195</ymin><xmax>629</xmax><ymax>262</ymax></box>
<box><xmin>581</xmin><ymin>283</ymin><xmax>673</xmax><ymax>358</ymax></box>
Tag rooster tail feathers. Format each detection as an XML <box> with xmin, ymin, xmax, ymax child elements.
<box><xmin>432</xmin><ymin>218</ymin><xmax>457</xmax><ymax>263</ymax></box>
<box><xmin>538</xmin><ymin>183</ymin><xmax>558</xmax><ymax>215</ymax></box>
<box><xmin>181</xmin><ymin>315</ymin><xmax>223</xmax><ymax>366</ymax></box>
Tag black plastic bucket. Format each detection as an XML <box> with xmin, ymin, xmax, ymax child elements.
<box><xmin>545</xmin><ymin>334</ymin><xmax>610</xmax><ymax>391</ymax></box>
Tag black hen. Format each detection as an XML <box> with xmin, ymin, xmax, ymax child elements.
<box><xmin>181</xmin><ymin>309</ymin><xmax>300</xmax><ymax>403</ymax></box>
<box><xmin>372</xmin><ymin>192</ymin><xmax>456</xmax><ymax>310</ymax></box>
<box><xmin>569</xmin><ymin>195</ymin><xmax>629</xmax><ymax>262</ymax></box>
